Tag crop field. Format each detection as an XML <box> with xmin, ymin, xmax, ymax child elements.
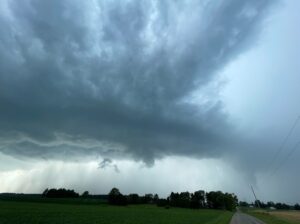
<box><xmin>248</xmin><ymin>210</ymin><xmax>300</xmax><ymax>224</ymax></box>
<box><xmin>270</xmin><ymin>211</ymin><xmax>300</xmax><ymax>222</ymax></box>
<box><xmin>0</xmin><ymin>201</ymin><xmax>233</xmax><ymax>224</ymax></box>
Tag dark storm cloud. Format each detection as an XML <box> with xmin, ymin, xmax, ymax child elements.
<box><xmin>0</xmin><ymin>0</ymin><xmax>275</xmax><ymax>163</ymax></box>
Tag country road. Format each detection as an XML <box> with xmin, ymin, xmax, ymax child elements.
<box><xmin>230</xmin><ymin>211</ymin><xmax>266</xmax><ymax>224</ymax></box>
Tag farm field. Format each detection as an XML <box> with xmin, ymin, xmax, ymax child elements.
<box><xmin>248</xmin><ymin>210</ymin><xmax>300</xmax><ymax>224</ymax></box>
<box><xmin>270</xmin><ymin>210</ymin><xmax>300</xmax><ymax>222</ymax></box>
<box><xmin>0</xmin><ymin>200</ymin><xmax>233</xmax><ymax>224</ymax></box>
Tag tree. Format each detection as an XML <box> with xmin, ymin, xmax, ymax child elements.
<box><xmin>267</xmin><ymin>201</ymin><xmax>275</xmax><ymax>208</ymax></box>
<box><xmin>223</xmin><ymin>193</ymin><xmax>238</xmax><ymax>211</ymax></box>
<box><xmin>43</xmin><ymin>188</ymin><xmax>79</xmax><ymax>198</ymax></box>
<box><xmin>153</xmin><ymin>194</ymin><xmax>159</xmax><ymax>203</ymax></box>
<box><xmin>275</xmin><ymin>202</ymin><xmax>291</xmax><ymax>210</ymax></box>
<box><xmin>109</xmin><ymin>188</ymin><xmax>121</xmax><ymax>196</ymax></box>
<box><xmin>239</xmin><ymin>201</ymin><xmax>249</xmax><ymax>207</ymax></box>
<box><xmin>82</xmin><ymin>191</ymin><xmax>89</xmax><ymax>197</ymax></box>
<box><xmin>191</xmin><ymin>190</ymin><xmax>205</xmax><ymax>208</ymax></box>
<box><xmin>178</xmin><ymin>192</ymin><xmax>190</xmax><ymax>208</ymax></box>
<box><xmin>206</xmin><ymin>191</ymin><xmax>237</xmax><ymax>211</ymax></box>
<box><xmin>169</xmin><ymin>191</ymin><xmax>192</xmax><ymax>208</ymax></box>
<box><xmin>206</xmin><ymin>191</ymin><xmax>224</xmax><ymax>209</ymax></box>
<box><xmin>169</xmin><ymin>192</ymin><xmax>180</xmax><ymax>207</ymax></box>
<box><xmin>128</xmin><ymin>194</ymin><xmax>139</xmax><ymax>204</ymax></box>
<box><xmin>108</xmin><ymin>188</ymin><xmax>127</xmax><ymax>205</ymax></box>
<box><xmin>144</xmin><ymin>194</ymin><xmax>154</xmax><ymax>203</ymax></box>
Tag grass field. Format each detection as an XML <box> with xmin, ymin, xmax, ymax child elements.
<box><xmin>248</xmin><ymin>210</ymin><xmax>300</xmax><ymax>224</ymax></box>
<box><xmin>0</xmin><ymin>201</ymin><xmax>233</xmax><ymax>224</ymax></box>
<box><xmin>271</xmin><ymin>211</ymin><xmax>300</xmax><ymax>222</ymax></box>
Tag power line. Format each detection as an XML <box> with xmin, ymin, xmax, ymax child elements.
<box><xmin>249</xmin><ymin>115</ymin><xmax>300</xmax><ymax>205</ymax></box>
<box><xmin>270</xmin><ymin>140</ymin><xmax>300</xmax><ymax>177</ymax></box>
<box><xmin>266</xmin><ymin>115</ymin><xmax>300</xmax><ymax>175</ymax></box>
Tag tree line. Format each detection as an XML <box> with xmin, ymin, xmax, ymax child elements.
<box><xmin>40</xmin><ymin>187</ymin><xmax>237</xmax><ymax>211</ymax></box>
<box><xmin>239</xmin><ymin>200</ymin><xmax>300</xmax><ymax>210</ymax></box>
<box><xmin>41</xmin><ymin>188</ymin><xmax>300</xmax><ymax>212</ymax></box>
<box><xmin>108</xmin><ymin>188</ymin><xmax>238</xmax><ymax>211</ymax></box>
<box><xmin>42</xmin><ymin>188</ymin><xmax>79</xmax><ymax>198</ymax></box>
<box><xmin>108</xmin><ymin>188</ymin><xmax>159</xmax><ymax>206</ymax></box>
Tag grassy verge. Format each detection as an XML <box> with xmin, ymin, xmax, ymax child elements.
<box><xmin>0</xmin><ymin>201</ymin><xmax>233</xmax><ymax>224</ymax></box>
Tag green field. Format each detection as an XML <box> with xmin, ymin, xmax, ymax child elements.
<box><xmin>0</xmin><ymin>201</ymin><xmax>233</xmax><ymax>224</ymax></box>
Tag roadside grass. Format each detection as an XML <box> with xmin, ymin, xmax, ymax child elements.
<box><xmin>0</xmin><ymin>200</ymin><xmax>233</xmax><ymax>224</ymax></box>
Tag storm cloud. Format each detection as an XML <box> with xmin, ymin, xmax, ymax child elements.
<box><xmin>0</xmin><ymin>0</ymin><xmax>276</xmax><ymax>164</ymax></box>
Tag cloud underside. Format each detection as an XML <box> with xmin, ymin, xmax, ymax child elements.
<box><xmin>0</xmin><ymin>0</ymin><xmax>274</xmax><ymax>164</ymax></box>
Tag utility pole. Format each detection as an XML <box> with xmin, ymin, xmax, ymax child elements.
<box><xmin>251</xmin><ymin>185</ymin><xmax>260</xmax><ymax>208</ymax></box>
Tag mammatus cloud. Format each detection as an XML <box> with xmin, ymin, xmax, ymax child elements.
<box><xmin>0</xmin><ymin>0</ymin><xmax>276</xmax><ymax>164</ymax></box>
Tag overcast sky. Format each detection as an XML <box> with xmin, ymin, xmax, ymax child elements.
<box><xmin>1</xmin><ymin>0</ymin><xmax>300</xmax><ymax>204</ymax></box>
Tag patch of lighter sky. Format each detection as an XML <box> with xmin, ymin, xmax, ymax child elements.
<box><xmin>219</xmin><ymin>0</ymin><xmax>300</xmax><ymax>204</ymax></box>
<box><xmin>221</xmin><ymin>0</ymin><xmax>300</xmax><ymax>135</ymax></box>
<box><xmin>0</xmin><ymin>155</ymin><xmax>251</xmax><ymax>200</ymax></box>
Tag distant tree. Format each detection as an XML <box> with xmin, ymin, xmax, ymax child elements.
<box><xmin>275</xmin><ymin>202</ymin><xmax>291</xmax><ymax>210</ymax></box>
<box><xmin>178</xmin><ymin>192</ymin><xmax>191</xmax><ymax>208</ymax></box>
<box><xmin>191</xmin><ymin>190</ymin><xmax>205</xmax><ymax>208</ymax></box>
<box><xmin>259</xmin><ymin>201</ymin><xmax>268</xmax><ymax>209</ymax></box>
<box><xmin>109</xmin><ymin>188</ymin><xmax>121</xmax><ymax>196</ymax></box>
<box><xmin>206</xmin><ymin>191</ymin><xmax>224</xmax><ymax>209</ymax></box>
<box><xmin>43</xmin><ymin>188</ymin><xmax>79</xmax><ymax>198</ymax></box>
<box><xmin>156</xmin><ymin>190</ymin><xmax>238</xmax><ymax>211</ymax></box>
<box><xmin>144</xmin><ymin>194</ymin><xmax>154</xmax><ymax>203</ymax></box>
<box><xmin>223</xmin><ymin>193</ymin><xmax>238</xmax><ymax>211</ymax></box>
<box><xmin>169</xmin><ymin>191</ymin><xmax>191</xmax><ymax>208</ymax></box>
<box><xmin>169</xmin><ymin>192</ymin><xmax>180</xmax><ymax>207</ymax></box>
<box><xmin>153</xmin><ymin>194</ymin><xmax>159</xmax><ymax>203</ymax></box>
<box><xmin>294</xmin><ymin>203</ymin><xmax>300</xmax><ymax>210</ymax></box>
<box><xmin>108</xmin><ymin>188</ymin><xmax>127</xmax><ymax>205</ymax></box>
<box><xmin>128</xmin><ymin>194</ymin><xmax>139</xmax><ymax>204</ymax></box>
<box><xmin>267</xmin><ymin>201</ymin><xmax>275</xmax><ymax>208</ymax></box>
<box><xmin>82</xmin><ymin>191</ymin><xmax>89</xmax><ymax>198</ymax></box>
<box><xmin>108</xmin><ymin>187</ymin><xmax>120</xmax><ymax>204</ymax></box>
<box><xmin>239</xmin><ymin>201</ymin><xmax>249</xmax><ymax>207</ymax></box>
<box><xmin>206</xmin><ymin>191</ymin><xmax>237</xmax><ymax>211</ymax></box>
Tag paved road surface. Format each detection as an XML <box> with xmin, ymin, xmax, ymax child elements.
<box><xmin>230</xmin><ymin>211</ymin><xmax>266</xmax><ymax>224</ymax></box>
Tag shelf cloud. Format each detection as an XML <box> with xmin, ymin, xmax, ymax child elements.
<box><xmin>0</xmin><ymin>0</ymin><xmax>276</xmax><ymax>164</ymax></box>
